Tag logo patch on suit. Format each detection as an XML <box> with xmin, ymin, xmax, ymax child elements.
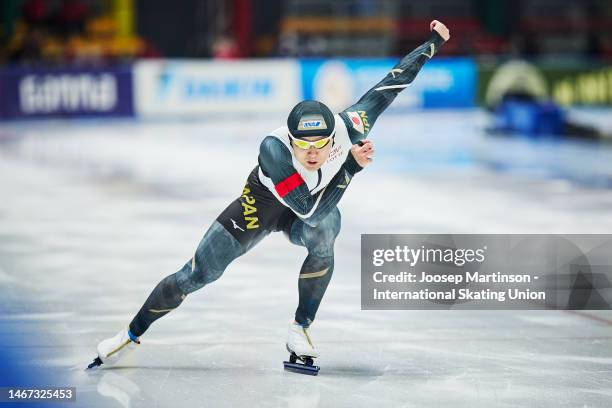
<box><xmin>347</xmin><ymin>111</ymin><xmax>364</xmax><ymax>134</ymax></box>
<box><xmin>241</xmin><ymin>184</ymin><xmax>259</xmax><ymax>229</ymax></box>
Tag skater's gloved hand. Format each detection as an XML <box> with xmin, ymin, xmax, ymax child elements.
<box><xmin>351</xmin><ymin>139</ymin><xmax>375</xmax><ymax>168</ymax></box>
<box><xmin>430</xmin><ymin>20</ymin><xmax>450</xmax><ymax>42</ymax></box>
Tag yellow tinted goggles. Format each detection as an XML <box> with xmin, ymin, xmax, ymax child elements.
<box><xmin>289</xmin><ymin>133</ymin><xmax>334</xmax><ymax>150</ymax></box>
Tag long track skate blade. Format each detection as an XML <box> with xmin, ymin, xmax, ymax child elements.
<box><xmin>283</xmin><ymin>361</ymin><xmax>320</xmax><ymax>376</ymax></box>
<box><xmin>86</xmin><ymin>357</ymin><xmax>103</xmax><ymax>370</ymax></box>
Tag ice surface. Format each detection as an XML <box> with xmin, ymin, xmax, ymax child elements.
<box><xmin>0</xmin><ymin>110</ymin><xmax>611</xmax><ymax>407</ymax></box>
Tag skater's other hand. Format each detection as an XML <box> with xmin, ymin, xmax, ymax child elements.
<box><xmin>351</xmin><ymin>140</ymin><xmax>374</xmax><ymax>168</ymax></box>
<box><xmin>430</xmin><ymin>20</ymin><xmax>450</xmax><ymax>41</ymax></box>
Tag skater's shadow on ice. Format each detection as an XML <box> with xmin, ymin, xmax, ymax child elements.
<box><xmin>89</xmin><ymin>364</ymin><xmax>385</xmax><ymax>378</ymax></box>
<box><xmin>317</xmin><ymin>364</ymin><xmax>385</xmax><ymax>378</ymax></box>
<box><xmin>96</xmin><ymin>372</ymin><xmax>142</xmax><ymax>408</ymax></box>
<box><xmin>98</xmin><ymin>365</ymin><xmax>277</xmax><ymax>373</ymax></box>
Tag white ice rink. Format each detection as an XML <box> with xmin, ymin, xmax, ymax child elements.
<box><xmin>1</xmin><ymin>110</ymin><xmax>611</xmax><ymax>407</ymax></box>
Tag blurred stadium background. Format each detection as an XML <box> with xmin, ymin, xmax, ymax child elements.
<box><xmin>1</xmin><ymin>0</ymin><xmax>612</xmax><ymax>181</ymax></box>
<box><xmin>3</xmin><ymin>0</ymin><xmax>612</xmax><ymax>60</ymax></box>
<box><xmin>2</xmin><ymin>0</ymin><xmax>612</xmax><ymax>134</ymax></box>
<box><xmin>2</xmin><ymin>0</ymin><xmax>612</xmax><ymax>114</ymax></box>
<box><xmin>1</xmin><ymin>1</ymin><xmax>612</xmax><ymax>407</ymax></box>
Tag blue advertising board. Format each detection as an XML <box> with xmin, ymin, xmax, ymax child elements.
<box><xmin>0</xmin><ymin>58</ymin><xmax>476</xmax><ymax>120</ymax></box>
<box><xmin>133</xmin><ymin>60</ymin><xmax>301</xmax><ymax>116</ymax></box>
<box><xmin>300</xmin><ymin>58</ymin><xmax>476</xmax><ymax>112</ymax></box>
<box><xmin>0</xmin><ymin>65</ymin><xmax>134</xmax><ymax>119</ymax></box>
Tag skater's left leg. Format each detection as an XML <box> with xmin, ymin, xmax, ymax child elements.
<box><xmin>286</xmin><ymin>207</ymin><xmax>341</xmax><ymax>327</ymax></box>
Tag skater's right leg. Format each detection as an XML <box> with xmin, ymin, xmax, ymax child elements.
<box><xmin>127</xmin><ymin>185</ymin><xmax>275</xmax><ymax>338</ymax></box>
<box><xmin>129</xmin><ymin>220</ymin><xmax>244</xmax><ymax>337</ymax></box>
<box><xmin>91</xmin><ymin>173</ymin><xmax>278</xmax><ymax>367</ymax></box>
<box><xmin>94</xmin><ymin>220</ymin><xmax>244</xmax><ymax>367</ymax></box>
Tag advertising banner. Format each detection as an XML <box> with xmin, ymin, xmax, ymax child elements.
<box><xmin>478</xmin><ymin>60</ymin><xmax>612</xmax><ymax>108</ymax></box>
<box><xmin>300</xmin><ymin>58</ymin><xmax>477</xmax><ymax>113</ymax></box>
<box><xmin>134</xmin><ymin>60</ymin><xmax>302</xmax><ymax>117</ymax></box>
<box><xmin>0</xmin><ymin>65</ymin><xmax>134</xmax><ymax>119</ymax></box>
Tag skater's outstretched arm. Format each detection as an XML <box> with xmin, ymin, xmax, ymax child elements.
<box><xmin>339</xmin><ymin>20</ymin><xmax>450</xmax><ymax>143</ymax></box>
<box><xmin>259</xmin><ymin>137</ymin><xmax>372</xmax><ymax>227</ymax></box>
